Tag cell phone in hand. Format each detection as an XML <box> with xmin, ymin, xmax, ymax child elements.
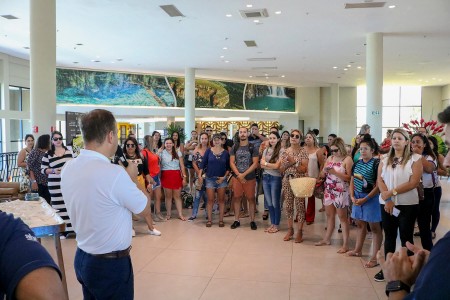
<box><xmin>392</xmin><ymin>207</ymin><xmax>400</xmax><ymax>217</ymax></box>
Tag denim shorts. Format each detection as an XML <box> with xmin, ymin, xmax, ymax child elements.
<box><xmin>205</xmin><ymin>177</ymin><xmax>228</xmax><ymax>189</ymax></box>
<box><xmin>152</xmin><ymin>175</ymin><xmax>161</xmax><ymax>189</ymax></box>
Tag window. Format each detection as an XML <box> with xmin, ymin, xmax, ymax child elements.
<box><xmin>357</xmin><ymin>86</ymin><xmax>422</xmax><ymax>135</ymax></box>
<box><xmin>9</xmin><ymin>86</ymin><xmax>30</xmax><ymax>112</ymax></box>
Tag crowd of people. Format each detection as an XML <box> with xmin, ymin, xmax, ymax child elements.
<box><xmin>4</xmin><ymin>109</ymin><xmax>450</xmax><ymax>299</ymax></box>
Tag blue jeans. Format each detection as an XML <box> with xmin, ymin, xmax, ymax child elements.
<box><xmin>262</xmin><ymin>174</ymin><xmax>282</xmax><ymax>225</ymax></box>
<box><xmin>74</xmin><ymin>248</ymin><xmax>134</xmax><ymax>300</ymax></box>
<box><xmin>191</xmin><ymin>189</ymin><xmax>207</xmax><ymax>218</ymax></box>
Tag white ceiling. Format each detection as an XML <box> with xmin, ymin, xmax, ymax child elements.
<box><xmin>1</xmin><ymin>0</ymin><xmax>450</xmax><ymax>87</ymax></box>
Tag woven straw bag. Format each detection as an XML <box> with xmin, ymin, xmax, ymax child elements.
<box><xmin>289</xmin><ymin>177</ymin><xmax>317</xmax><ymax>198</ymax></box>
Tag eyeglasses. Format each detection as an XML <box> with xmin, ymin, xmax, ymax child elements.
<box><xmin>126</xmin><ymin>144</ymin><xmax>136</xmax><ymax>148</ymax></box>
<box><xmin>206</xmin><ymin>129</ymin><xmax>213</xmax><ymax>132</ymax></box>
<box><xmin>330</xmin><ymin>149</ymin><xmax>339</xmax><ymax>153</ymax></box>
<box><xmin>290</xmin><ymin>134</ymin><xmax>300</xmax><ymax>139</ymax></box>
<box><xmin>52</xmin><ymin>137</ymin><xmax>63</xmax><ymax>141</ymax></box>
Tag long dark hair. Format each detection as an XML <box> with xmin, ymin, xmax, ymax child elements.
<box><xmin>428</xmin><ymin>136</ymin><xmax>445</xmax><ymax>170</ymax></box>
<box><xmin>36</xmin><ymin>134</ymin><xmax>51</xmax><ymax>151</ymax></box>
<box><xmin>48</xmin><ymin>131</ymin><xmax>68</xmax><ymax>156</ymax></box>
<box><xmin>123</xmin><ymin>137</ymin><xmax>141</xmax><ymax>159</ymax></box>
<box><xmin>411</xmin><ymin>133</ymin><xmax>436</xmax><ymax>160</ymax></box>
<box><xmin>152</xmin><ymin>131</ymin><xmax>162</xmax><ymax>148</ymax></box>
<box><xmin>164</xmin><ymin>138</ymin><xmax>179</xmax><ymax>160</ymax></box>
<box><xmin>171</xmin><ymin>131</ymin><xmax>181</xmax><ymax>148</ymax></box>
<box><xmin>268</xmin><ymin>132</ymin><xmax>282</xmax><ymax>163</ymax></box>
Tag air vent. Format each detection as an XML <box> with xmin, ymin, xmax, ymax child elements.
<box><xmin>240</xmin><ymin>9</ymin><xmax>269</xmax><ymax>19</ymax></box>
<box><xmin>160</xmin><ymin>5</ymin><xmax>185</xmax><ymax>17</ymax></box>
<box><xmin>251</xmin><ymin>67</ymin><xmax>278</xmax><ymax>70</ymax></box>
<box><xmin>1</xmin><ymin>15</ymin><xmax>18</xmax><ymax>19</ymax></box>
<box><xmin>244</xmin><ymin>40</ymin><xmax>258</xmax><ymax>47</ymax></box>
<box><xmin>247</xmin><ymin>57</ymin><xmax>276</xmax><ymax>62</ymax></box>
<box><xmin>345</xmin><ymin>2</ymin><xmax>386</xmax><ymax>9</ymax></box>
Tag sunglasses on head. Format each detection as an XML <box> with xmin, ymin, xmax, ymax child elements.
<box><xmin>52</xmin><ymin>137</ymin><xmax>63</xmax><ymax>141</ymax></box>
<box><xmin>330</xmin><ymin>149</ymin><xmax>339</xmax><ymax>153</ymax></box>
<box><xmin>290</xmin><ymin>134</ymin><xmax>300</xmax><ymax>139</ymax></box>
<box><xmin>126</xmin><ymin>144</ymin><xmax>136</xmax><ymax>148</ymax></box>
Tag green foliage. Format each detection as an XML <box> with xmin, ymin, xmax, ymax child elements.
<box><xmin>164</xmin><ymin>123</ymin><xmax>186</xmax><ymax>143</ymax></box>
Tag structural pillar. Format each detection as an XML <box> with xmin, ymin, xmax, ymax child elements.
<box><xmin>30</xmin><ymin>0</ymin><xmax>57</xmax><ymax>135</ymax></box>
<box><xmin>366</xmin><ymin>32</ymin><xmax>383</xmax><ymax>142</ymax></box>
<box><xmin>184</xmin><ymin>68</ymin><xmax>195</xmax><ymax>137</ymax></box>
<box><xmin>330</xmin><ymin>83</ymin><xmax>340</xmax><ymax>135</ymax></box>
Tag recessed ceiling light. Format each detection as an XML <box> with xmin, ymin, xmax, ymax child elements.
<box><xmin>225</xmin><ymin>60</ymin><xmax>230</xmax><ymax>63</ymax></box>
<box><xmin>388</xmin><ymin>5</ymin><xmax>396</xmax><ymax>8</ymax></box>
<box><xmin>281</xmin><ymin>75</ymin><xmax>285</xmax><ymax>78</ymax></box>
<box><xmin>275</xmin><ymin>11</ymin><xmax>282</xmax><ymax>15</ymax></box>
<box><xmin>246</xmin><ymin>4</ymin><xmax>253</xmax><ymax>8</ymax></box>
<box><xmin>344</xmin><ymin>68</ymin><xmax>348</xmax><ymax>71</ymax></box>
<box><xmin>264</xmin><ymin>73</ymin><xmax>268</xmax><ymax>76</ymax></box>
<box><xmin>357</xmin><ymin>66</ymin><xmax>362</xmax><ymax>69</ymax></box>
<box><xmin>265</xmin><ymin>77</ymin><xmax>269</xmax><ymax>79</ymax></box>
<box><xmin>226</xmin><ymin>14</ymin><xmax>232</xmax><ymax>17</ymax></box>
<box><xmin>111</xmin><ymin>61</ymin><xmax>115</xmax><ymax>64</ymax></box>
<box><xmin>222</xmin><ymin>47</ymin><xmax>228</xmax><ymax>50</ymax></box>
<box><xmin>333</xmin><ymin>66</ymin><xmax>338</xmax><ymax>69</ymax></box>
<box><xmin>253</xmin><ymin>20</ymin><xmax>260</xmax><ymax>23</ymax></box>
<box><xmin>220</xmin><ymin>55</ymin><xmax>225</xmax><ymax>58</ymax></box>
<box><xmin>347</xmin><ymin>64</ymin><xmax>352</xmax><ymax>67</ymax></box>
<box><xmin>249</xmin><ymin>75</ymin><xmax>253</xmax><ymax>78</ymax></box>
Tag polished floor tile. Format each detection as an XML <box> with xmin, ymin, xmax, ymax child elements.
<box><xmin>40</xmin><ymin>181</ymin><xmax>450</xmax><ymax>299</ymax></box>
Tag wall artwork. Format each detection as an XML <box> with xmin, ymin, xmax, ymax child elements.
<box><xmin>56</xmin><ymin>69</ymin><xmax>295</xmax><ymax>112</ymax></box>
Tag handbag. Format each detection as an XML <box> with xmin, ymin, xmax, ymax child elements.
<box><xmin>289</xmin><ymin>177</ymin><xmax>317</xmax><ymax>198</ymax></box>
<box><xmin>313</xmin><ymin>178</ymin><xmax>325</xmax><ymax>199</ymax></box>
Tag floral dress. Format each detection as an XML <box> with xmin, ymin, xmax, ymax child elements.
<box><xmin>323</xmin><ymin>161</ymin><xmax>349</xmax><ymax>208</ymax></box>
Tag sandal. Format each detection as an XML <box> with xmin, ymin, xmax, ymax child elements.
<box><xmin>347</xmin><ymin>250</ymin><xmax>362</xmax><ymax>257</ymax></box>
<box><xmin>314</xmin><ymin>240</ymin><xmax>331</xmax><ymax>246</ymax></box>
<box><xmin>206</xmin><ymin>221</ymin><xmax>212</xmax><ymax>227</ymax></box>
<box><xmin>268</xmin><ymin>227</ymin><xmax>279</xmax><ymax>233</ymax></box>
<box><xmin>364</xmin><ymin>259</ymin><xmax>379</xmax><ymax>268</ymax></box>
<box><xmin>284</xmin><ymin>227</ymin><xmax>294</xmax><ymax>241</ymax></box>
<box><xmin>295</xmin><ymin>230</ymin><xmax>303</xmax><ymax>243</ymax></box>
<box><xmin>319</xmin><ymin>207</ymin><xmax>325</xmax><ymax>212</ymax></box>
<box><xmin>219</xmin><ymin>221</ymin><xmax>225</xmax><ymax>227</ymax></box>
<box><xmin>337</xmin><ymin>248</ymin><xmax>349</xmax><ymax>254</ymax></box>
<box><xmin>264</xmin><ymin>225</ymin><xmax>274</xmax><ymax>232</ymax></box>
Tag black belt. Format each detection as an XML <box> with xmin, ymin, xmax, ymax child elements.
<box><xmin>92</xmin><ymin>246</ymin><xmax>132</xmax><ymax>259</ymax></box>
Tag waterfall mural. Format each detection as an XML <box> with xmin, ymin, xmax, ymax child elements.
<box><xmin>56</xmin><ymin>69</ymin><xmax>295</xmax><ymax>112</ymax></box>
<box><xmin>244</xmin><ymin>84</ymin><xmax>295</xmax><ymax>111</ymax></box>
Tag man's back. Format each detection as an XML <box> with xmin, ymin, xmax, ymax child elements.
<box><xmin>61</xmin><ymin>149</ymin><xmax>147</xmax><ymax>254</ymax></box>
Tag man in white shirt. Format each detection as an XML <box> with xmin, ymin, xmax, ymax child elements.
<box><xmin>61</xmin><ymin>109</ymin><xmax>151</xmax><ymax>300</ymax></box>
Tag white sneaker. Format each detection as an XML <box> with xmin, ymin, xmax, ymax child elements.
<box><xmin>132</xmin><ymin>229</ymin><xmax>136</xmax><ymax>237</ymax></box>
<box><xmin>148</xmin><ymin>228</ymin><xmax>161</xmax><ymax>236</ymax></box>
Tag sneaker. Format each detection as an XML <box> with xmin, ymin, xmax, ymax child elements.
<box><xmin>230</xmin><ymin>221</ymin><xmax>240</xmax><ymax>229</ymax></box>
<box><xmin>188</xmin><ymin>216</ymin><xmax>196</xmax><ymax>222</ymax></box>
<box><xmin>374</xmin><ymin>270</ymin><xmax>384</xmax><ymax>282</ymax></box>
<box><xmin>250</xmin><ymin>221</ymin><xmax>257</xmax><ymax>230</ymax></box>
<box><xmin>132</xmin><ymin>229</ymin><xmax>136</xmax><ymax>237</ymax></box>
<box><xmin>59</xmin><ymin>234</ymin><xmax>66</xmax><ymax>240</ymax></box>
<box><xmin>148</xmin><ymin>228</ymin><xmax>162</xmax><ymax>236</ymax></box>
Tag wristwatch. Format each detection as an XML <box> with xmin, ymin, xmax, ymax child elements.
<box><xmin>392</xmin><ymin>189</ymin><xmax>398</xmax><ymax>196</ymax></box>
<box><xmin>264</xmin><ymin>162</ymin><xmax>268</xmax><ymax>166</ymax></box>
<box><xmin>385</xmin><ymin>280</ymin><xmax>410</xmax><ymax>296</ymax></box>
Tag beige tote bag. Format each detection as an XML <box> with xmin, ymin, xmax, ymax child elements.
<box><xmin>289</xmin><ymin>177</ymin><xmax>317</xmax><ymax>198</ymax></box>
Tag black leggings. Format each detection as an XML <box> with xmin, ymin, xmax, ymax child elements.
<box><xmin>417</xmin><ymin>188</ymin><xmax>434</xmax><ymax>250</ymax></box>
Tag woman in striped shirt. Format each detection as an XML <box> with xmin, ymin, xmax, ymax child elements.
<box><xmin>41</xmin><ymin>131</ymin><xmax>74</xmax><ymax>238</ymax></box>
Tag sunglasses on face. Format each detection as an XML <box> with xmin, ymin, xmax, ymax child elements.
<box><xmin>126</xmin><ymin>144</ymin><xmax>136</xmax><ymax>148</ymax></box>
<box><xmin>290</xmin><ymin>134</ymin><xmax>300</xmax><ymax>139</ymax></box>
<box><xmin>53</xmin><ymin>137</ymin><xmax>63</xmax><ymax>141</ymax></box>
<box><xmin>330</xmin><ymin>149</ymin><xmax>339</xmax><ymax>153</ymax></box>
<box><xmin>206</xmin><ymin>130</ymin><xmax>212</xmax><ymax>132</ymax></box>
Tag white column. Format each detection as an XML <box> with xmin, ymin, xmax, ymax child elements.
<box><xmin>184</xmin><ymin>67</ymin><xmax>195</xmax><ymax>138</ymax></box>
<box><xmin>366</xmin><ymin>32</ymin><xmax>383</xmax><ymax>142</ymax></box>
<box><xmin>30</xmin><ymin>0</ymin><xmax>56</xmax><ymax>135</ymax></box>
<box><xmin>0</xmin><ymin>58</ymin><xmax>11</xmax><ymax>152</ymax></box>
<box><xmin>143</xmin><ymin>122</ymin><xmax>153</xmax><ymax>136</ymax></box>
<box><xmin>330</xmin><ymin>83</ymin><xmax>340</xmax><ymax>135</ymax></box>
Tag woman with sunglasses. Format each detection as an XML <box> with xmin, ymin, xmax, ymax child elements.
<box><xmin>347</xmin><ymin>137</ymin><xmax>382</xmax><ymax>268</ymax></box>
<box><xmin>41</xmin><ymin>131</ymin><xmax>74</xmax><ymax>239</ymax></box>
<box><xmin>411</xmin><ymin>133</ymin><xmax>437</xmax><ymax>251</ymax></box>
<box><xmin>280</xmin><ymin>130</ymin><xmax>309</xmax><ymax>243</ymax></box>
<box><xmin>315</xmin><ymin>137</ymin><xmax>353</xmax><ymax>254</ymax></box>
<box><xmin>201</xmin><ymin>133</ymin><xmax>230</xmax><ymax>227</ymax></box>
<box><xmin>17</xmin><ymin>134</ymin><xmax>35</xmax><ymax>193</ymax></box>
<box><xmin>428</xmin><ymin>136</ymin><xmax>445</xmax><ymax>239</ymax></box>
<box><xmin>373</xmin><ymin>128</ymin><xmax>423</xmax><ymax>282</ymax></box>
<box><xmin>142</xmin><ymin>135</ymin><xmax>164</xmax><ymax>222</ymax></box>
<box><xmin>151</xmin><ymin>131</ymin><xmax>162</xmax><ymax>153</ymax></box>
<box><xmin>159</xmin><ymin>138</ymin><xmax>188</xmax><ymax>221</ymax></box>
<box><xmin>261</xmin><ymin>131</ymin><xmax>282</xmax><ymax>233</ymax></box>
<box><xmin>188</xmin><ymin>132</ymin><xmax>210</xmax><ymax>221</ymax></box>
<box><xmin>123</xmin><ymin>137</ymin><xmax>161</xmax><ymax>236</ymax></box>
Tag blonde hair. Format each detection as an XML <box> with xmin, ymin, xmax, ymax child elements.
<box><xmin>330</xmin><ymin>137</ymin><xmax>347</xmax><ymax>157</ymax></box>
<box><xmin>387</xmin><ymin>128</ymin><xmax>411</xmax><ymax>167</ymax></box>
<box><xmin>306</xmin><ymin>131</ymin><xmax>318</xmax><ymax>148</ymax></box>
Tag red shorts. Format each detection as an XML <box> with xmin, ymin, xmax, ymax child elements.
<box><xmin>161</xmin><ymin>170</ymin><xmax>183</xmax><ymax>190</ymax></box>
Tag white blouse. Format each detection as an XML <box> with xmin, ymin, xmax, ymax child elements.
<box><xmin>379</xmin><ymin>153</ymin><xmax>421</xmax><ymax>206</ymax></box>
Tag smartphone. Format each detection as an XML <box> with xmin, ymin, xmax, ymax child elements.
<box><xmin>392</xmin><ymin>207</ymin><xmax>400</xmax><ymax>217</ymax></box>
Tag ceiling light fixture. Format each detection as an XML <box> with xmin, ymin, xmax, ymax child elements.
<box><xmin>246</xmin><ymin>4</ymin><xmax>253</xmax><ymax>8</ymax></box>
<box><xmin>275</xmin><ymin>11</ymin><xmax>281</xmax><ymax>14</ymax></box>
<box><xmin>344</xmin><ymin>68</ymin><xmax>348</xmax><ymax>71</ymax></box>
<box><xmin>249</xmin><ymin>75</ymin><xmax>253</xmax><ymax>78</ymax></box>
<box><xmin>225</xmin><ymin>60</ymin><xmax>230</xmax><ymax>63</ymax></box>
<box><xmin>1</xmin><ymin>15</ymin><xmax>18</xmax><ymax>20</ymax></box>
<box><xmin>226</xmin><ymin>14</ymin><xmax>232</xmax><ymax>17</ymax></box>
<box><xmin>253</xmin><ymin>19</ymin><xmax>260</xmax><ymax>23</ymax></box>
<box><xmin>160</xmin><ymin>4</ymin><xmax>185</xmax><ymax>17</ymax></box>
<box><xmin>281</xmin><ymin>75</ymin><xmax>285</xmax><ymax>78</ymax></box>
<box><xmin>220</xmin><ymin>55</ymin><xmax>225</xmax><ymax>58</ymax></box>
<box><xmin>333</xmin><ymin>66</ymin><xmax>338</xmax><ymax>69</ymax></box>
<box><xmin>347</xmin><ymin>64</ymin><xmax>352</xmax><ymax>67</ymax></box>
<box><xmin>388</xmin><ymin>5</ymin><xmax>396</xmax><ymax>8</ymax></box>
<box><xmin>357</xmin><ymin>66</ymin><xmax>362</xmax><ymax>69</ymax></box>
<box><xmin>223</xmin><ymin>47</ymin><xmax>228</xmax><ymax>50</ymax></box>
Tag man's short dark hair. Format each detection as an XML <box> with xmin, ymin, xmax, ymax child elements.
<box><xmin>438</xmin><ymin>106</ymin><xmax>450</xmax><ymax>124</ymax></box>
<box><xmin>328</xmin><ymin>133</ymin><xmax>337</xmax><ymax>139</ymax></box>
<box><xmin>312</xmin><ymin>129</ymin><xmax>319</xmax><ymax>136</ymax></box>
<box><xmin>251</xmin><ymin>123</ymin><xmax>258</xmax><ymax>128</ymax></box>
<box><xmin>81</xmin><ymin>109</ymin><xmax>116</xmax><ymax>144</ymax></box>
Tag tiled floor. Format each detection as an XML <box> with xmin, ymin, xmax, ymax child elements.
<box><xmin>42</xmin><ymin>181</ymin><xmax>450</xmax><ymax>300</ymax></box>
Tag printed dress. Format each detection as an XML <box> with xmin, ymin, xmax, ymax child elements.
<box><xmin>323</xmin><ymin>161</ymin><xmax>349</xmax><ymax>208</ymax></box>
